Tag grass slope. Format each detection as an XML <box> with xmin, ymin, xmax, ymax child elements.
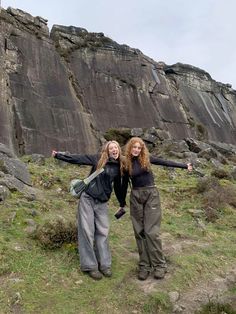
<box><xmin>0</xmin><ymin>157</ymin><xmax>235</xmax><ymax>313</ymax></box>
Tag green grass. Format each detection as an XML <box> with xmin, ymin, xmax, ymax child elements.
<box><xmin>0</xmin><ymin>158</ymin><xmax>235</xmax><ymax>313</ymax></box>
<box><xmin>197</xmin><ymin>302</ymin><xmax>236</xmax><ymax>314</ymax></box>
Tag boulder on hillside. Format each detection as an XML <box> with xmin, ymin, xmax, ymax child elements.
<box><xmin>0</xmin><ymin>143</ymin><xmax>38</xmax><ymax>200</ymax></box>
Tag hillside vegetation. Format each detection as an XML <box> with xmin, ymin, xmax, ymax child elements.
<box><xmin>0</xmin><ymin>157</ymin><xmax>235</xmax><ymax>313</ymax></box>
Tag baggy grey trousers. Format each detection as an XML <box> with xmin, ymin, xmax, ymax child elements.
<box><xmin>130</xmin><ymin>186</ymin><xmax>166</xmax><ymax>271</ymax></box>
<box><xmin>78</xmin><ymin>192</ymin><xmax>111</xmax><ymax>272</ymax></box>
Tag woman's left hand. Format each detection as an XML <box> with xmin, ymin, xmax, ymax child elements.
<box><xmin>187</xmin><ymin>163</ymin><xmax>193</xmax><ymax>171</ymax></box>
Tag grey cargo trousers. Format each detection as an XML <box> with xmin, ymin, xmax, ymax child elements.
<box><xmin>78</xmin><ymin>192</ymin><xmax>111</xmax><ymax>272</ymax></box>
<box><xmin>130</xmin><ymin>186</ymin><xmax>166</xmax><ymax>271</ymax></box>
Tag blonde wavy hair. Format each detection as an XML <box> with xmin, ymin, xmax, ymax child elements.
<box><xmin>97</xmin><ymin>140</ymin><xmax>125</xmax><ymax>174</ymax></box>
<box><xmin>124</xmin><ymin>137</ymin><xmax>151</xmax><ymax>175</ymax></box>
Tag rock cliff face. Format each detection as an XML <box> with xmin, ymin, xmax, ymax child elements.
<box><xmin>1</xmin><ymin>8</ymin><xmax>236</xmax><ymax>156</ymax></box>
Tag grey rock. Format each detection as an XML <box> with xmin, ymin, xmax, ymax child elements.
<box><xmin>24</xmin><ymin>218</ymin><xmax>36</xmax><ymax>226</ymax></box>
<box><xmin>162</xmin><ymin>140</ymin><xmax>190</xmax><ymax>154</ymax></box>
<box><xmin>0</xmin><ymin>143</ymin><xmax>15</xmax><ymax>158</ymax></box>
<box><xmin>25</xmin><ymin>225</ymin><xmax>37</xmax><ymax>235</ymax></box>
<box><xmin>183</xmin><ymin>151</ymin><xmax>198</xmax><ymax>162</ymax></box>
<box><xmin>131</xmin><ymin>128</ymin><xmax>143</xmax><ymax>137</ymax></box>
<box><xmin>0</xmin><ymin>185</ymin><xmax>10</xmax><ymax>201</ymax></box>
<box><xmin>0</xmin><ymin>174</ymin><xmax>25</xmax><ymax>192</ymax></box>
<box><xmin>198</xmin><ymin>148</ymin><xmax>218</xmax><ymax>160</ymax></box>
<box><xmin>156</xmin><ymin>129</ymin><xmax>170</xmax><ymax>141</ymax></box>
<box><xmin>30</xmin><ymin>154</ymin><xmax>45</xmax><ymax>165</ymax></box>
<box><xmin>185</xmin><ymin>138</ymin><xmax>211</xmax><ymax>154</ymax></box>
<box><xmin>0</xmin><ymin>153</ymin><xmax>31</xmax><ymax>185</ymax></box>
<box><xmin>208</xmin><ymin>141</ymin><xmax>236</xmax><ymax>157</ymax></box>
<box><xmin>169</xmin><ymin>291</ymin><xmax>180</xmax><ymax>303</ymax></box>
<box><xmin>210</xmin><ymin>158</ymin><xmax>223</xmax><ymax>168</ymax></box>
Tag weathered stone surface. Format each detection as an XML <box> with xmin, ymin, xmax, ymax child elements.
<box><xmin>0</xmin><ymin>185</ymin><xmax>10</xmax><ymax>201</ymax></box>
<box><xmin>29</xmin><ymin>154</ymin><xmax>45</xmax><ymax>165</ymax></box>
<box><xmin>0</xmin><ymin>153</ymin><xmax>31</xmax><ymax>185</ymax></box>
<box><xmin>0</xmin><ymin>173</ymin><xmax>26</xmax><ymax>191</ymax></box>
<box><xmin>0</xmin><ymin>9</ymin><xmax>99</xmax><ymax>156</ymax></box>
<box><xmin>1</xmin><ymin>8</ymin><xmax>236</xmax><ymax>156</ymax></box>
<box><xmin>0</xmin><ymin>143</ymin><xmax>15</xmax><ymax>158</ymax></box>
<box><xmin>208</xmin><ymin>141</ymin><xmax>236</xmax><ymax>156</ymax></box>
<box><xmin>0</xmin><ymin>143</ymin><xmax>39</xmax><ymax>200</ymax></box>
<box><xmin>185</xmin><ymin>138</ymin><xmax>212</xmax><ymax>153</ymax></box>
<box><xmin>198</xmin><ymin>148</ymin><xmax>218</xmax><ymax>160</ymax></box>
<box><xmin>0</xmin><ymin>144</ymin><xmax>31</xmax><ymax>185</ymax></box>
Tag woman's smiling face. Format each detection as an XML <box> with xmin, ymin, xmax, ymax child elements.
<box><xmin>108</xmin><ymin>142</ymin><xmax>120</xmax><ymax>159</ymax></box>
<box><xmin>131</xmin><ymin>142</ymin><xmax>142</xmax><ymax>157</ymax></box>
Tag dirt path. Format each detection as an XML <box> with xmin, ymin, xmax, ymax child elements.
<box><xmin>134</xmin><ymin>233</ymin><xmax>236</xmax><ymax>313</ymax></box>
<box><xmin>170</xmin><ymin>265</ymin><xmax>236</xmax><ymax>313</ymax></box>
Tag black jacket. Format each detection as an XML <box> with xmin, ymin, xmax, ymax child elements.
<box><xmin>55</xmin><ymin>152</ymin><xmax>126</xmax><ymax>206</ymax></box>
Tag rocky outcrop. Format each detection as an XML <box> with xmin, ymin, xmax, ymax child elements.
<box><xmin>0</xmin><ymin>8</ymin><xmax>99</xmax><ymax>156</ymax></box>
<box><xmin>0</xmin><ymin>143</ymin><xmax>37</xmax><ymax>199</ymax></box>
<box><xmin>1</xmin><ymin>7</ymin><xmax>236</xmax><ymax>156</ymax></box>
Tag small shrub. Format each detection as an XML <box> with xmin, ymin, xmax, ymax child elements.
<box><xmin>196</xmin><ymin>123</ymin><xmax>205</xmax><ymax>134</ymax></box>
<box><xmin>196</xmin><ymin>123</ymin><xmax>208</xmax><ymax>140</ymax></box>
<box><xmin>202</xmin><ymin>185</ymin><xmax>236</xmax><ymax>213</ymax></box>
<box><xmin>211</xmin><ymin>168</ymin><xmax>230</xmax><ymax>179</ymax></box>
<box><xmin>228</xmin><ymin>154</ymin><xmax>236</xmax><ymax>163</ymax></box>
<box><xmin>205</xmin><ymin>206</ymin><xmax>220</xmax><ymax>223</ymax></box>
<box><xmin>197</xmin><ymin>301</ymin><xmax>236</xmax><ymax>314</ymax></box>
<box><xmin>226</xmin><ymin>186</ymin><xmax>236</xmax><ymax>208</ymax></box>
<box><xmin>196</xmin><ymin>176</ymin><xmax>220</xmax><ymax>193</ymax></box>
<box><xmin>35</xmin><ymin>218</ymin><xmax>77</xmax><ymax>249</ymax></box>
<box><xmin>197</xmin><ymin>176</ymin><xmax>236</xmax><ymax>221</ymax></box>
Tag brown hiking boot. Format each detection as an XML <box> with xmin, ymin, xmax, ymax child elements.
<box><xmin>138</xmin><ymin>269</ymin><xmax>150</xmax><ymax>281</ymax></box>
<box><xmin>100</xmin><ymin>268</ymin><xmax>112</xmax><ymax>277</ymax></box>
<box><xmin>153</xmin><ymin>268</ymin><xmax>167</xmax><ymax>280</ymax></box>
<box><xmin>88</xmin><ymin>270</ymin><xmax>103</xmax><ymax>280</ymax></box>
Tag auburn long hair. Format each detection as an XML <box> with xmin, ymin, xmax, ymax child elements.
<box><xmin>124</xmin><ymin>137</ymin><xmax>151</xmax><ymax>175</ymax></box>
<box><xmin>97</xmin><ymin>140</ymin><xmax>125</xmax><ymax>174</ymax></box>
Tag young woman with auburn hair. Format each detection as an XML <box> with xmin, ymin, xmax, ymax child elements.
<box><xmin>52</xmin><ymin>141</ymin><xmax>126</xmax><ymax>280</ymax></box>
<box><xmin>123</xmin><ymin>137</ymin><xmax>192</xmax><ymax>280</ymax></box>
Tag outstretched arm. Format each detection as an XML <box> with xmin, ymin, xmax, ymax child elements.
<box><xmin>150</xmin><ymin>155</ymin><xmax>189</xmax><ymax>169</ymax></box>
<box><xmin>52</xmin><ymin>150</ymin><xmax>98</xmax><ymax>166</ymax></box>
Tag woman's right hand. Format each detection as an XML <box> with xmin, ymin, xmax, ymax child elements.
<box><xmin>51</xmin><ymin>150</ymin><xmax>57</xmax><ymax>157</ymax></box>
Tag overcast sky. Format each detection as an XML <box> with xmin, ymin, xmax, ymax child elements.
<box><xmin>1</xmin><ymin>0</ymin><xmax>236</xmax><ymax>89</ymax></box>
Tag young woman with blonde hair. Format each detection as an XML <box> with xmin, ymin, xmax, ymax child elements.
<box><xmin>52</xmin><ymin>141</ymin><xmax>126</xmax><ymax>280</ymax></box>
<box><xmin>123</xmin><ymin>137</ymin><xmax>192</xmax><ymax>280</ymax></box>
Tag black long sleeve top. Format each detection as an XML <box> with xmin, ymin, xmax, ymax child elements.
<box><xmin>122</xmin><ymin>156</ymin><xmax>188</xmax><ymax>199</ymax></box>
<box><xmin>55</xmin><ymin>152</ymin><xmax>126</xmax><ymax>206</ymax></box>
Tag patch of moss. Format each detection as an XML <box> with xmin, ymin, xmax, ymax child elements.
<box><xmin>104</xmin><ymin>128</ymin><xmax>131</xmax><ymax>146</ymax></box>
